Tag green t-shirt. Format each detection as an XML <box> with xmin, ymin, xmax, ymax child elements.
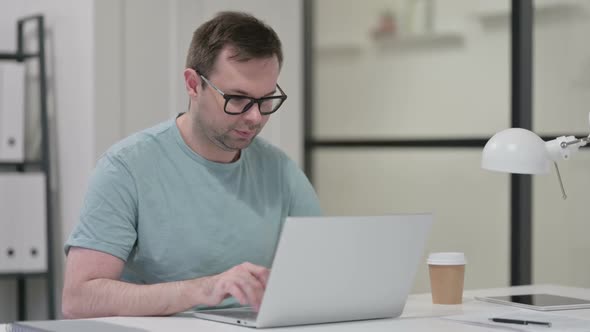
<box><xmin>65</xmin><ymin>117</ymin><xmax>321</xmax><ymax>290</ymax></box>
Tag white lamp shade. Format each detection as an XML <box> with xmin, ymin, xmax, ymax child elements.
<box><xmin>481</xmin><ymin>128</ymin><xmax>551</xmax><ymax>174</ymax></box>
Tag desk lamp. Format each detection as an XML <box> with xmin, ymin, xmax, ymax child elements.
<box><xmin>481</xmin><ymin>113</ymin><xmax>590</xmax><ymax>199</ymax></box>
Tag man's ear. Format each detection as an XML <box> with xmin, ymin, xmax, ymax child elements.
<box><xmin>184</xmin><ymin>68</ymin><xmax>201</xmax><ymax>97</ymax></box>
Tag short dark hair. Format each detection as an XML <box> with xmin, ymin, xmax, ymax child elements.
<box><xmin>186</xmin><ymin>11</ymin><xmax>283</xmax><ymax>78</ymax></box>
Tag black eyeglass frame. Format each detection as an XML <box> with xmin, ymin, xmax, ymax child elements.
<box><xmin>199</xmin><ymin>74</ymin><xmax>288</xmax><ymax>115</ymax></box>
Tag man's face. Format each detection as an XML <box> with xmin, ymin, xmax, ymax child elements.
<box><xmin>192</xmin><ymin>48</ymin><xmax>280</xmax><ymax>152</ymax></box>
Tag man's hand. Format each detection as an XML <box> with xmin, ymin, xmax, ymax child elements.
<box><xmin>201</xmin><ymin>262</ymin><xmax>270</xmax><ymax>311</ymax></box>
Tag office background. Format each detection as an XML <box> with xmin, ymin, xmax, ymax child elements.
<box><xmin>0</xmin><ymin>0</ymin><xmax>589</xmax><ymax>323</ymax></box>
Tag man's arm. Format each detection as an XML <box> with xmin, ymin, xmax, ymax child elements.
<box><xmin>62</xmin><ymin>247</ymin><xmax>270</xmax><ymax>318</ymax></box>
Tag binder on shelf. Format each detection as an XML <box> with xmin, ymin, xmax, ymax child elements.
<box><xmin>0</xmin><ymin>173</ymin><xmax>47</xmax><ymax>273</ymax></box>
<box><xmin>0</xmin><ymin>62</ymin><xmax>26</xmax><ymax>163</ymax></box>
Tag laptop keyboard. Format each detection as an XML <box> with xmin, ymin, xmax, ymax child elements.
<box><xmin>206</xmin><ymin>309</ymin><xmax>259</xmax><ymax>321</ymax></box>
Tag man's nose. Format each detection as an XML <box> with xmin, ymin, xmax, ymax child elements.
<box><xmin>243</xmin><ymin>102</ymin><xmax>263</xmax><ymax>124</ymax></box>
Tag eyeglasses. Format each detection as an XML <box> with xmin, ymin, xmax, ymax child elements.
<box><xmin>199</xmin><ymin>74</ymin><xmax>287</xmax><ymax>115</ymax></box>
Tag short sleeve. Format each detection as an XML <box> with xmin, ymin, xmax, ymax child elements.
<box><xmin>64</xmin><ymin>154</ymin><xmax>138</xmax><ymax>262</ymax></box>
<box><xmin>284</xmin><ymin>158</ymin><xmax>322</xmax><ymax>217</ymax></box>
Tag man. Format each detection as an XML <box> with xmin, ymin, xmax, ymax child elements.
<box><xmin>62</xmin><ymin>11</ymin><xmax>321</xmax><ymax>319</ymax></box>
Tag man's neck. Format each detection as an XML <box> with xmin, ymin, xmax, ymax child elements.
<box><xmin>176</xmin><ymin>113</ymin><xmax>240</xmax><ymax>163</ymax></box>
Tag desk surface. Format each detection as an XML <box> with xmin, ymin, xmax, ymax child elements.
<box><xmin>3</xmin><ymin>285</ymin><xmax>590</xmax><ymax>331</ymax></box>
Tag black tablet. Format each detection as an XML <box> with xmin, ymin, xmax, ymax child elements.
<box><xmin>475</xmin><ymin>293</ymin><xmax>590</xmax><ymax>311</ymax></box>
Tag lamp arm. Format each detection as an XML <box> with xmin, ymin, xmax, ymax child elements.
<box><xmin>545</xmin><ymin>134</ymin><xmax>589</xmax><ymax>162</ymax></box>
<box><xmin>560</xmin><ymin>135</ymin><xmax>590</xmax><ymax>148</ymax></box>
<box><xmin>545</xmin><ymin>133</ymin><xmax>588</xmax><ymax>200</ymax></box>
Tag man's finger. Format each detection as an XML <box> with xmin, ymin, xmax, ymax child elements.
<box><xmin>236</xmin><ymin>275</ymin><xmax>264</xmax><ymax>309</ymax></box>
<box><xmin>243</xmin><ymin>262</ymin><xmax>270</xmax><ymax>286</ymax></box>
<box><xmin>256</xmin><ymin>268</ymin><xmax>270</xmax><ymax>286</ymax></box>
<box><xmin>227</xmin><ymin>283</ymin><xmax>248</xmax><ymax>306</ymax></box>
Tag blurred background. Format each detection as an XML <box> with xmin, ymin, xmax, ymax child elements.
<box><xmin>0</xmin><ymin>0</ymin><xmax>589</xmax><ymax>322</ymax></box>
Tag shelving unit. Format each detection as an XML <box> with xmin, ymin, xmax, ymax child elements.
<box><xmin>0</xmin><ymin>15</ymin><xmax>55</xmax><ymax>320</ymax></box>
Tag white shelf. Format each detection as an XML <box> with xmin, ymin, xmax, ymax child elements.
<box><xmin>314</xmin><ymin>44</ymin><xmax>362</xmax><ymax>57</ymax></box>
<box><xmin>374</xmin><ymin>32</ymin><xmax>464</xmax><ymax>51</ymax></box>
<box><xmin>314</xmin><ymin>32</ymin><xmax>465</xmax><ymax>56</ymax></box>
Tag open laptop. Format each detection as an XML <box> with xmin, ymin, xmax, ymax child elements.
<box><xmin>189</xmin><ymin>214</ymin><xmax>432</xmax><ymax>328</ymax></box>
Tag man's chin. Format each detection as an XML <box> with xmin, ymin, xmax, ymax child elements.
<box><xmin>221</xmin><ymin>137</ymin><xmax>255</xmax><ymax>151</ymax></box>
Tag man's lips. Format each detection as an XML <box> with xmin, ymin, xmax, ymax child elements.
<box><xmin>234</xmin><ymin>129</ymin><xmax>255</xmax><ymax>138</ymax></box>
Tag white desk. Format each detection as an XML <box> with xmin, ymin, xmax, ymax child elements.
<box><xmin>3</xmin><ymin>285</ymin><xmax>590</xmax><ymax>331</ymax></box>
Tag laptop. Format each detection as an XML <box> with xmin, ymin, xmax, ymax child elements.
<box><xmin>189</xmin><ymin>214</ymin><xmax>432</xmax><ymax>328</ymax></box>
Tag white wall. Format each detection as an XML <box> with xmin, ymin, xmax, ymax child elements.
<box><xmin>94</xmin><ymin>0</ymin><xmax>124</xmax><ymax>159</ymax></box>
<box><xmin>313</xmin><ymin>0</ymin><xmax>510</xmax><ymax>139</ymax></box>
<box><xmin>0</xmin><ymin>0</ymin><xmax>95</xmax><ymax>322</ymax></box>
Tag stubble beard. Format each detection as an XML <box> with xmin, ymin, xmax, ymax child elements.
<box><xmin>194</xmin><ymin>113</ymin><xmax>260</xmax><ymax>152</ymax></box>
<box><xmin>214</xmin><ymin>127</ymin><xmax>260</xmax><ymax>151</ymax></box>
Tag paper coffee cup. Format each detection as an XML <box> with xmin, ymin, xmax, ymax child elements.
<box><xmin>427</xmin><ymin>252</ymin><xmax>466</xmax><ymax>304</ymax></box>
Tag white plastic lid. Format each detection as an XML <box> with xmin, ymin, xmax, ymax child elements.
<box><xmin>427</xmin><ymin>252</ymin><xmax>466</xmax><ymax>265</ymax></box>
